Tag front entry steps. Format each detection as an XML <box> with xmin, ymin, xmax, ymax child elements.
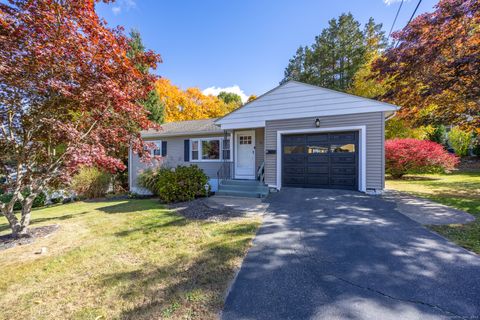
<box><xmin>217</xmin><ymin>179</ymin><xmax>269</xmax><ymax>198</ymax></box>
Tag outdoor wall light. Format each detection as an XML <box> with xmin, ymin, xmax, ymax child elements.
<box><xmin>315</xmin><ymin>118</ymin><xmax>320</xmax><ymax>127</ymax></box>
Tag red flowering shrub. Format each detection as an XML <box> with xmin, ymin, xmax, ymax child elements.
<box><xmin>385</xmin><ymin>139</ymin><xmax>459</xmax><ymax>179</ymax></box>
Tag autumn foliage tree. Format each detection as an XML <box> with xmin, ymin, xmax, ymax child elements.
<box><xmin>373</xmin><ymin>0</ymin><xmax>480</xmax><ymax>130</ymax></box>
<box><xmin>155</xmin><ymin>78</ymin><xmax>236</xmax><ymax>122</ymax></box>
<box><xmin>0</xmin><ymin>0</ymin><xmax>161</xmax><ymax>237</ymax></box>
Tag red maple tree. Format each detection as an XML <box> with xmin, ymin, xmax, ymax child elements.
<box><xmin>373</xmin><ymin>0</ymin><xmax>479</xmax><ymax>130</ymax></box>
<box><xmin>0</xmin><ymin>0</ymin><xmax>161</xmax><ymax>237</ymax></box>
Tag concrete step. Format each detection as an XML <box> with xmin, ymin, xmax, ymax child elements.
<box><xmin>220</xmin><ymin>179</ymin><xmax>264</xmax><ymax>187</ymax></box>
<box><xmin>216</xmin><ymin>190</ymin><xmax>268</xmax><ymax>198</ymax></box>
<box><xmin>219</xmin><ymin>184</ymin><xmax>269</xmax><ymax>193</ymax></box>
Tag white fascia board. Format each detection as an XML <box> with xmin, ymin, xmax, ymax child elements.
<box><xmin>218</xmin><ymin>121</ymin><xmax>266</xmax><ymax>130</ymax></box>
<box><xmin>218</xmin><ymin>106</ymin><xmax>394</xmax><ymax>127</ymax></box>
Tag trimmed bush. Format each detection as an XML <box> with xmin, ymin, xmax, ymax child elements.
<box><xmin>138</xmin><ymin>165</ymin><xmax>209</xmax><ymax>203</ymax></box>
<box><xmin>71</xmin><ymin>167</ymin><xmax>111</xmax><ymax>199</ymax></box>
<box><xmin>385</xmin><ymin>139</ymin><xmax>459</xmax><ymax>179</ymax></box>
<box><xmin>448</xmin><ymin>127</ymin><xmax>471</xmax><ymax>157</ymax></box>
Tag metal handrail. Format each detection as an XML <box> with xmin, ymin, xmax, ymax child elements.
<box><xmin>217</xmin><ymin>161</ymin><xmax>233</xmax><ymax>185</ymax></box>
<box><xmin>257</xmin><ymin>161</ymin><xmax>265</xmax><ymax>183</ymax></box>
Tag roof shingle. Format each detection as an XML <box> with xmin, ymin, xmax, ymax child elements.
<box><xmin>142</xmin><ymin>118</ymin><xmax>223</xmax><ymax>137</ymax></box>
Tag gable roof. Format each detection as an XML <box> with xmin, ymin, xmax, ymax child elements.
<box><xmin>142</xmin><ymin>118</ymin><xmax>223</xmax><ymax>138</ymax></box>
<box><xmin>215</xmin><ymin>80</ymin><xmax>399</xmax><ymax>129</ymax></box>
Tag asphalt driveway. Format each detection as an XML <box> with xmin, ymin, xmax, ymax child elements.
<box><xmin>222</xmin><ymin>188</ymin><xmax>480</xmax><ymax>320</ymax></box>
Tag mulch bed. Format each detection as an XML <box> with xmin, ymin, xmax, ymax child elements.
<box><xmin>0</xmin><ymin>224</ymin><xmax>59</xmax><ymax>251</ymax></box>
<box><xmin>168</xmin><ymin>198</ymin><xmax>245</xmax><ymax>221</ymax></box>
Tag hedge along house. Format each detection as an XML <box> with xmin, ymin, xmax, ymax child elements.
<box><xmin>129</xmin><ymin>80</ymin><xmax>399</xmax><ymax>197</ymax></box>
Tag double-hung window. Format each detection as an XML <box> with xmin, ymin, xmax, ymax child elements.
<box><xmin>190</xmin><ymin>137</ymin><xmax>231</xmax><ymax>162</ymax></box>
<box><xmin>145</xmin><ymin>140</ymin><xmax>162</xmax><ymax>156</ymax></box>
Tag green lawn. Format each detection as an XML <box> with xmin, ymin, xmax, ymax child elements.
<box><xmin>386</xmin><ymin>171</ymin><xmax>480</xmax><ymax>253</ymax></box>
<box><xmin>0</xmin><ymin>199</ymin><xmax>261</xmax><ymax>320</ymax></box>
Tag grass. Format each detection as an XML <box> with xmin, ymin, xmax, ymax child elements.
<box><xmin>0</xmin><ymin>199</ymin><xmax>261</xmax><ymax>320</ymax></box>
<box><xmin>386</xmin><ymin>171</ymin><xmax>480</xmax><ymax>253</ymax></box>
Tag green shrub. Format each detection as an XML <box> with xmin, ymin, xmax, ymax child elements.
<box><xmin>0</xmin><ymin>190</ymin><xmax>47</xmax><ymax>210</ymax></box>
<box><xmin>138</xmin><ymin>165</ymin><xmax>210</xmax><ymax>203</ymax></box>
<box><xmin>32</xmin><ymin>192</ymin><xmax>47</xmax><ymax>208</ymax></box>
<box><xmin>448</xmin><ymin>127</ymin><xmax>472</xmax><ymax>157</ymax></box>
<box><xmin>426</xmin><ymin>125</ymin><xmax>447</xmax><ymax>145</ymax></box>
<box><xmin>71</xmin><ymin>167</ymin><xmax>111</xmax><ymax>199</ymax></box>
<box><xmin>137</xmin><ymin>168</ymin><xmax>159</xmax><ymax>193</ymax></box>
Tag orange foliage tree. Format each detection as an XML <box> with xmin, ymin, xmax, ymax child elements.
<box><xmin>155</xmin><ymin>79</ymin><xmax>238</xmax><ymax>122</ymax></box>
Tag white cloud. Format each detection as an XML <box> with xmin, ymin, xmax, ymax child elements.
<box><xmin>111</xmin><ymin>0</ymin><xmax>136</xmax><ymax>15</ymax></box>
<box><xmin>383</xmin><ymin>0</ymin><xmax>410</xmax><ymax>5</ymax></box>
<box><xmin>202</xmin><ymin>85</ymin><xmax>249</xmax><ymax>103</ymax></box>
<box><xmin>112</xmin><ymin>6</ymin><xmax>121</xmax><ymax>15</ymax></box>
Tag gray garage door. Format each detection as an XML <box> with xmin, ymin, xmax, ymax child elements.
<box><xmin>282</xmin><ymin>132</ymin><xmax>358</xmax><ymax>190</ymax></box>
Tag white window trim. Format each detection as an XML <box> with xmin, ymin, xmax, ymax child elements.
<box><xmin>150</xmin><ymin>140</ymin><xmax>162</xmax><ymax>157</ymax></box>
<box><xmin>190</xmin><ymin>136</ymin><xmax>232</xmax><ymax>162</ymax></box>
<box><xmin>275</xmin><ymin>126</ymin><xmax>367</xmax><ymax>192</ymax></box>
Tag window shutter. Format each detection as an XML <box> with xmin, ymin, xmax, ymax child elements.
<box><xmin>161</xmin><ymin>141</ymin><xmax>167</xmax><ymax>157</ymax></box>
<box><xmin>184</xmin><ymin>139</ymin><xmax>190</xmax><ymax>162</ymax></box>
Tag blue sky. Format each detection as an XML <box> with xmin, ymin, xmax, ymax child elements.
<box><xmin>97</xmin><ymin>0</ymin><xmax>438</xmax><ymax>100</ymax></box>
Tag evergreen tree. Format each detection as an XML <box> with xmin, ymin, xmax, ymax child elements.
<box><xmin>127</xmin><ymin>29</ymin><xmax>165</xmax><ymax>124</ymax></box>
<box><xmin>281</xmin><ymin>13</ymin><xmax>385</xmax><ymax>92</ymax></box>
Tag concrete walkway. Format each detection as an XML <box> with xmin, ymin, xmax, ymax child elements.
<box><xmin>222</xmin><ymin>188</ymin><xmax>480</xmax><ymax>320</ymax></box>
<box><xmin>382</xmin><ymin>190</ymin><xmax>475</xmax><ymax>225</ymax></box>
<box><xmin>204</xmin><ymin>195</ymin><xmax>269</xmax><ymax>215</ymax></box>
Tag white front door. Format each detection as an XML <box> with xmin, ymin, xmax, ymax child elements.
<box><xmin>235</xmin><ymin>130</ymin><xmax>256</xmax><ymax>179</ymax></box>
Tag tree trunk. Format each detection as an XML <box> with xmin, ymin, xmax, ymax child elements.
<box><xmin>0</xmin><ymin>191</ymin><xmax>37</xmax><ymax>238</ymax></box>
<box><xmin>19</xmin><ymin>195</ymin><xmax>36</xmax><ymax>236</ymax></box>
<box><xmin>1</xmin><ymin>205</ymin><xmax>26</xmax><ymax>238</ymax></box>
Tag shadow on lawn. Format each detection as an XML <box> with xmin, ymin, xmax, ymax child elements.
<box><xmin>100</xmin><ymin>237</ymin><xmax>253</xmax><ymax>319</ymax></box>
<box><xmin>97</xmin><ymin>199</ymin><xmax>162</xmax><ymax>214</ymax></box>
<box><xmin>0</xmin><ymin>211</ymin><xmax>89</xmax><ymax>233</ymax></box>
<box><xmin>114</xmin><ymin>212</ymin><xmax>188</xmax><ymax>237</ymax></box>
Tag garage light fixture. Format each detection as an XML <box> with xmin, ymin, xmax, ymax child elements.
<box><xmin>315</xmin><ymin>118</ymin><xmax>320</xmax><ymax>127</ymax></box>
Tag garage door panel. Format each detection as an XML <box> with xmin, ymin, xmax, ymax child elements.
<box><xmin>284</xmin><ymin>167</ymin><xmax>305</xmax><ymax>174</ymax></box>
<box><xmin>282</xmin><ymin>132</ymin><xmax>358</xmax><ymax>190</ymax></box>
<box><xmin>283</xmin><ymin>175</ymin><xmax>305</xmax><ymax>185</ymax></box>
<box><xmin>306</xmin><ymin>134</ymin><xmax>328</xmax><ymax>143</ymax></box>
<box><xmin>284</xmin><ymin>154</ymin><xmax>304</xmax><ymax>163</ymax></box>
<box><xmin>306</xmin><ymin>176</ymin><xmax>329</xmax><ymax>186</ymax></box>
<box><xmin>330</xmin><ymin>154</ymin><xmax>356</xmax><ymax>164</ymax></box>
<box><xmin>283</xmin><ymin>135</ymin><xmax>305</xmax><ymax>145</ymax></box>
<box><xmin>330</xmin><ymin>176</ymin><xmax>356</xmax><ymax>187</ymax></box>
<box><xmin>330</xmin><ymin>132</ymin><xmax>356</xmax><ymax>142</ymax></box>
<box><xmin>331</xmin><ymin>167</ymin><xmax>356</xmax><ymax>175</ymax></box>
<box><xmin>306</xmin><ymin>166</ymin><xmax>329</xmax><ymax>174</ymax></box>
<box><xmin>307</xmin><ymin>155</ymin><xmax>329</xmax><ymax>163</ymax></box>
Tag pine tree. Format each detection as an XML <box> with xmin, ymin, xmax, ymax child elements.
<box><xmin>127</xmin><ymin>29</ymin><xmax>165</xmax><ymax>124</ymax></box>
<box><xmin>281</xmin><ymin>13</ymin><xmax>385</xmax><ymax>93</ymax></box>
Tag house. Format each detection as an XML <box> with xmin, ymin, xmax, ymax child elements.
<box><xmin>129</xmin><ymin>80</ymin><xmax>399</xmax><ymax>197</ymax></box>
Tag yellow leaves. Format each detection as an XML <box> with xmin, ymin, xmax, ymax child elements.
<box><xmin>155</xmin><ymin>78</ymin><xmax>234</xmax><ymax>123</ymax></box>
